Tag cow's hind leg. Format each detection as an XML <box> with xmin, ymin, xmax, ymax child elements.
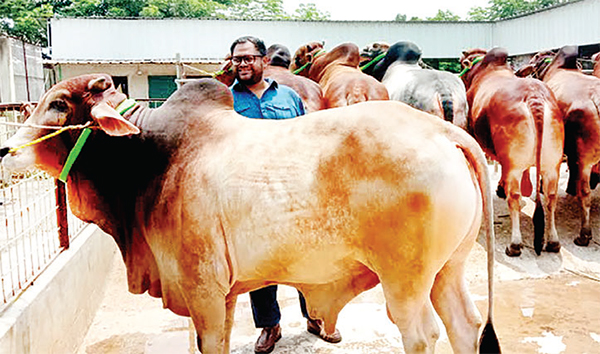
<box><xmin>381</xmin><ymin>278</ymin><xmax>439</xmax><ymax>354</ymax></box>
<box><xmin>542</xmin><ymin>167</ymin><xmax>561</xmax><ymax>252</ymax></box>
<box><xmin>575</xmin><ymin>163</ymin><xmax>594</xmax><ymax>246</ymax></box>
<box><xmin>504</xmin><ymin>168</ymin><xmax>524</xmax><ymax>256</ymax></box>
<box><xmin>430</xmin><ymin>235</ymin><xmax>482</xmax><ymax>353</ymax></box>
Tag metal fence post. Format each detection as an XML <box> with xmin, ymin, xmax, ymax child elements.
<box><xmin>55</xmin><ymin>179</ymin><xmax>69</xmax><ymax>249</ymax></box>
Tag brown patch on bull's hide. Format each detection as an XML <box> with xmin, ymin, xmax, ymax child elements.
<box><xmin>308</xmin><ymin>131</ymin><xmax>430</xmax><ymax>266</ymax></box>
<box><xmin>472</xmin><ymin>114</ymin><xmax>496</xmax><ymax>157</ymax></box>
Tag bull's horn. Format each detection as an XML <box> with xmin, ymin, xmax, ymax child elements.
<box><xmin>88</xmin><ymin>76</ymin><xmax>111</xmax><ymax>92</ymax></box>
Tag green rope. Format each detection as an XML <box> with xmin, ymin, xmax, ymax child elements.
<box><xmin>292</xmin><ymin>49</ymin><xmax>326</xmax><ymax>75</ymax></box>
<box><xmin>459</xmin><ymin>56</ymin><xmax>484</xmax><ymax>77</ymax></box>
<box><xmin>58</xmin><ymin>127</ymin><xmax>92</xmax><ymax>183</ymax></box>
<box><xmin>360</xmin><ymin>52</ymin><xmax>386</xmax><ymax>72</ymax></box>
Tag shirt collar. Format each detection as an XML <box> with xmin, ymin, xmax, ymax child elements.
<box><xmin>232</xmin><ymin>77</ymin><xmax>278</xmax><ymax>92</ymax></box>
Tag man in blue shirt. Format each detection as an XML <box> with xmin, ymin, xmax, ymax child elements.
<box><xmin>228</xmin><ymin>36</ymin><xmax>341</xmax><ymax>353</ymax></box>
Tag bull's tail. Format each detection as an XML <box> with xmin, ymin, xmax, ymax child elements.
<box><xmin>436</xmin><ymin>92</ymin><xmax>454</xmax><ymax>123</ymax></box>
<box><xmin>527</xmin><ymin>95</ymin><xmax>546</xmax><ymax>255</ymax></box>
<box><xmin>449</xmin><ymin>126</ymin><xmax>501</xmax><ymax>354</ymax></box>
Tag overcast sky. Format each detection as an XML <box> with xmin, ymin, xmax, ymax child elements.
<box><xmin>282</xmin><ymin>0</ymin><xmax>492</xmax><ymax>21</ymax></box>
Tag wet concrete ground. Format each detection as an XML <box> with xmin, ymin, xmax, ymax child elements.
<box><xmin>76</xmin><ymin>164</ymin><xmax>600</xmax><ymax>354</ymax></box>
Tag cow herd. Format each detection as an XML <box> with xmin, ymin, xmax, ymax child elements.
<box><xmin>0</xmin><ymin>39</ymin><xmax>599</xmax><ymax>354</ymax></box>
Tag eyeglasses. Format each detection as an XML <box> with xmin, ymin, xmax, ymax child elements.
<box><xmin>231</xmin><ymin>55</ymin><xmax>263</xmax><ymax>65</ymax></box>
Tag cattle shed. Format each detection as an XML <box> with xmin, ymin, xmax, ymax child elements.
<box><xmin>47</xmin><ymin>0</ymin><xmax>600</xmax><ymax>101</ymax></box>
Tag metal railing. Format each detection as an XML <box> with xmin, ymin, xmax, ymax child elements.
<box><xmin>0</xmin><ymin>103</ymin><xmax>87</xmax><ymax>311</ymax></box>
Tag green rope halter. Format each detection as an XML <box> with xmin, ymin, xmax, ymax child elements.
<box><xmin>459</xmin><ymin>55</ymin><xmax>484</xmax><ymax>77</ymax></box>
<box><xmin>58</xmin><ymin>127</ymin><xmax>92</xmax><ymax>183</ymax></box>
<box><xmin>293</xmin><ymin>49</ymin><xmax>326</xmax><ymax>75</ymax></box>
<box><xmin>360</xmin><ymin>52</ymin><xmax>386</xmax><ymax>72</ymax></box>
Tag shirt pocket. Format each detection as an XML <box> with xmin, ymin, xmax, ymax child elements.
<box><xmin>262</xmin><ymin>103</ymin><xmax>296</xmax><ymax>119</ymax></box>
<box><xmin>235</xmin><ymin>102</ymin><xmax>255</xmax><ymax>116</ymax></box>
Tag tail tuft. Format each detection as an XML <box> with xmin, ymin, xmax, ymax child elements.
<box><xmin>533</xmin><ymin>198</ymin><xmax>545</xmax><ymax>255</ymax></box>
<box><xmin>479</xmin><ymin>321</ymin><xmax>501</xmax><ymax>354</ymax></box>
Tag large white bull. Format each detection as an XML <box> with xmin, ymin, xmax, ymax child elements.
<box><xmin>0</xmin><ymin>74</ymin><xmax>500</xmax><ymax>354</ymax></box>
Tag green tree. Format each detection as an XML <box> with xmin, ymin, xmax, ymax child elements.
<box><xmin>426</xmin><ymin>9</ymin><xmax>460</xmax><ymax>21</ymax></box>
<box><xmin>394</xmin><ymin>13</ymin><xmax>406</xmax><ymax>21</ymax></box>
<box><xmin>467</xmin><ymin>6</ymin><xmax>488</xmax><ymax>20</ymax></box>
<box><xmin>467</xmin><ymin>0</ymin><xmax>566</xmax><ymax>21</ymax></box>
<box><xmin>292</xmin><ymin>3</ymin><xmax>329</xmax><ymax>21</ymax></box>
<box><xmin>0</xmin><ymin>0</ymin><xmax>53</xmax><ymax>44</ymax></box>
<box><xmin>227</xmin><ymin>0</ymin><xmax>289</xmax><ymax>19</ymax></box>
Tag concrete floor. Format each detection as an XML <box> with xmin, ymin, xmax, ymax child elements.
<box><xmin>76</xmin><ymin>165</ymin><xmax>600</xmax><ymax>354</ymax></box>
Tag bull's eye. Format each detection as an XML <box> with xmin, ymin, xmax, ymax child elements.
<box><xmin>49</xmin><ymin>100</ymin><xmax>68</xmax><ymax>113</ymax></box>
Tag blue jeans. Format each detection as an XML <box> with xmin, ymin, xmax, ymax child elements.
<box><xmin>250</xmin><ymin>285</ymin><xmax>310</xmax><ymax>328</ymax></box>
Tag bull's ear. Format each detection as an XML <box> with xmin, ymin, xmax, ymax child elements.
<box><xmin>515</xmin><ymin>64</ymin><xmax>534</xmax><ymax>77</ymax></box>
<box><xmin>88</xmin><ymin>76</ymin><xmax>111</xmax><ymax>93</ymax></box>
<box><xmin>91</xmin><ymin>102</ymin><xmax>140</xmax><ymax>136</ymax></box>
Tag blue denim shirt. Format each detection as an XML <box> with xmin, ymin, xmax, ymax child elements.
<box><xmin>231</xmin><ymin>78</ymin><xmax>305</xmax><ymax>119</ymax></box>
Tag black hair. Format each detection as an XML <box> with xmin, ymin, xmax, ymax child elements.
<box><xmin>230</xmin><ymin>36</ymin><xmax>267</xmax><ymax>56</ymax></box>
<box><xmin>266</xmin><ymin>44</ymin><xmax>291</xmax><ymax>68</ymax></box>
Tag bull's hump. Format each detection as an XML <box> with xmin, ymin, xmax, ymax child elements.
<box><xmin>170</xmin><ymin>79</ymin><xmax>234</xmax><ymax>109</ymax></box>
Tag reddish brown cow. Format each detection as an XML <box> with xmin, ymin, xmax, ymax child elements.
<box><xmin>264</xmin><ymin>44</ymin><xmax>325</xmax><ymax>112</ymax></box>
<box><xmin>291</xmin><ymin>42</ymin><xmax>389</xmax><ymax>108</ymax></box>
<box><xmin>214</xmin><ymin>47</ymin><xmax>325</xmax><ymax>113</ymax></box>
<box><xmin>517</xmin><ymin>45</ymin><xmax>600</xmax><ymax>247</ymax></box>
<box><xmin>460</xmin><ymin>48</ymin><xmax>565</xmax><ymax>256</ymax></box>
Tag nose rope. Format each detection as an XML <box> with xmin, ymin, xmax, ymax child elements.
<box><xmin>6</xmin><ymin>121</ymin><xmax>94</xmax><ymax>154</ymax></box>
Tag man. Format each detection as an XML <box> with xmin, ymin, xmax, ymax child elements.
<box><xmin>229</xmin><ymin>36</ymin><xmax>341</xmax><ymax>353</ymax></box>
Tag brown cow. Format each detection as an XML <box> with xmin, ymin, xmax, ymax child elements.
<box><xmin>215</xmin><ymin>46</ymin><xmax>325</xmax><ymax>113</ymax></box>
<box><xmin>460</xmin><ymin>48</ymin><xmax>564</xmax><ymax>256</ymax></box>
<box><xmin>291</xmin><ymin>42</ymin><xmax>389</xmax><ymax>108</ymax></box>
<box><xmin>517</xmin><ymin>45</ymin><xmax>600</xmax><ymax>247</ymax></box>
<box><xmin>263</xmin><ymin>44</ymin><xmax>325</xmax><ymax>113</ymax></box>
<box><xmin>0</xmin><ymin>74</ymin><xmax>499</xmax><ymax>354</ymax></box>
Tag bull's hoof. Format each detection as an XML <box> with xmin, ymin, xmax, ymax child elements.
<box><xmin>496</xmin><ymin>184</ymin><xmax>506</xmax><ymax>199</ymax></box>
<box><xmin>574</xmin><ymin>228</ymin><xmax>592</xmax><ymax>247</ymax></box>
<box><xmin>505</xmin><ymin>243</ymin><xmax>522</xmax><ymax>257</ymax></box>
<box><xmin>545</xmin><ymin>241</ymin><xmax>561</xmax><ymax>253</ymax></box>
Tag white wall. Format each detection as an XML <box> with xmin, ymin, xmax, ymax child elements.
<box><xmin>50</xmin><ymin>0</ymin><xmax>599</xmax><ymax>62</ymax></box>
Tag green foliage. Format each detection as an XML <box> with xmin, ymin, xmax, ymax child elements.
<box><xmin>467</xmin><ymin>0</ymin><xmax>565</xmax><ymax>21</ymax></box>
<box><xmin>394</xmin><ymin>13</ymin><xmax>406</xmax><ymax>22</ymax></box>
<box><xmin>292</xmin><ymin>3</ymin><xmax>329</xmax><ymax>21</ymax></box>
<box><xmin>226</xmin><ymin>0</ymin><xmax>288</xmax><ymax>19</ymax></box>
<box><xmin>0</xmin><ymin>0</ymin><xmax>53</xmax><ymax>44</ymax></box>
<box><xmin>426</xmin><ymin>9</ymin><xmax>460</xmax><ymax>21</ymax></box>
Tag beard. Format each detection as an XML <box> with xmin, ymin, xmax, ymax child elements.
<box><xmin>235</xmin><ymin>66</ymin><xmax>263</xmax><ymax>86</ymax></box>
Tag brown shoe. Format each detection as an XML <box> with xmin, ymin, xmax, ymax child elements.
<box><xmin>306</xmin><ymin>318</ymin><xmax>342</xmax><ymax>343</ymax></box>
<box><xmin>254</xmin><ymin>324</ymin><xmax>282</xmax><ymax>353</ymax></box>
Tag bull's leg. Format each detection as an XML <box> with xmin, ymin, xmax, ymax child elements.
<box><xmin>542</xmin><ymin>168</ymin><xmax>561</xmax><ymax>252</ymax></box>
<box><xmin>381</xmin><ymin>280</ymin><xmax>439</xmax><ymax>354</ymax></box>
<box><xmin>183</xmin><ymin>287</ymin><xmax>227</xmax><ymax>354</ymax></box>
<box><xmin>575</xmin><ymin>164</ymin><xmax>593</xmax><ymax>246</ymax></box>
<box><xmin>431</xmin><ymin>245</ymin><xmax>481</xmax><ymax>353</ymax></box>
<box><xmin>504</xmin><ymin>170</ymin><xmax>524</xmax><ymax>256</ymax></box>
<box><xmin>222</xmin><ymin>294</ymin><xmax>237</xmax><ymax>353</ymax></box>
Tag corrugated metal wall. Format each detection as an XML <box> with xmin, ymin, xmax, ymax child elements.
<box><xmin>50</xmin><ymin>0</ymin><xmax>599</xmax><ymax>61</ymax></box>
<box><xmin>50</xmin><ymin>18</ymin><xmax>493</xmax><ymax>60</ymax></box>
<box><xmin>494</xmin><ymin>0</ymin><xmax>600</xmax><ymax>55</ymax></box>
